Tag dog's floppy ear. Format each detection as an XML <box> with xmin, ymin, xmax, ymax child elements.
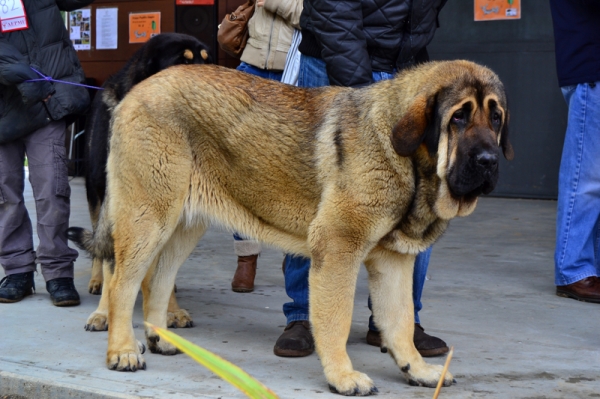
<box><xmin>500</xmin><ymin>110</ymin><xmax>514</xmax><ymax>160</ymax></box>
<box><xmin>391</xmin><ymin>94</ymin><xmax>438</xmax><ymax>157</ymax></box>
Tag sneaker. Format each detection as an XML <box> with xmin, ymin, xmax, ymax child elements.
<box><xmin>273</xmin><ymin>320</ymin><xmax>314</xmax><ymax>357</ymax></box>
<box><xmin>0</xmin><ymin>271</ymin><xmax>35</xmax><ymax>303</ymax></box>
<box><xmin>366</xmin><ymin>323</ymin><xmax>450</xmax><ymax>357</ymax></box>
<box><xmin>46</xmin><ymin>278</ymin><xmax>80</xmax><ymax>307</ymax></box>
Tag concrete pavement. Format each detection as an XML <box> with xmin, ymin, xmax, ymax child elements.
<box><xmin>1</xmin><ymin>176</ymin><xmax>599</xmax><ymax>399</ymax></box>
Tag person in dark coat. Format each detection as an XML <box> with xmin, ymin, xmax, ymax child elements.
<box><xmin>550</xmin><ymin>1</ymin><xmax>600</xmax><ymax>303</ymax></box>
<box><xmin>0</xmin><ymin>0</ymin><xmax>93</xmax><ymax>306</ymax></box>
<box><xmin>274</xmin><ymin>0</ymin><xmax>450</xmax><ymax>358</ymax></box>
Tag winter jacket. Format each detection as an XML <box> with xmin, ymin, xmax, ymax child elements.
<box><xmin>549</xmin><ymin>0</ymin><xmax>600</xmax><ymax>87</ymax></box>
<box><xmin>298</xmin><ymin>0</ymin><xmax>447</xmax><ymax>87</ymax></box>
<box><xmin>240</xmin><ymin>0</ymin><xmax>303</xmax><ymax>71</ymax></box>
<box><xmin>0</xmin><ymin>0</ymin><xmax>92</xmax><ymax>144</ymax></box>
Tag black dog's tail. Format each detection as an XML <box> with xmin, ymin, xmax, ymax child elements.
<box><xmin>67</xmin><ymin>205</ymin><xmax>114</xmax><ymax>260</ymax></box>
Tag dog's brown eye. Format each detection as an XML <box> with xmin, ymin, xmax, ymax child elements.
<box><xmin>492</xmin><ymin>112</ymin><xmax>501</xmax><ymax>124</ymax></box>
<box><xmin>452</xmin><ymin>110</ymin><xmax>465</xmax><ymax>122</ymax></box>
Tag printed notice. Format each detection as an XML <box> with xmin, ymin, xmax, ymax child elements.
<box><xmin>129</xmin><ymin>12</ymin><xmax>161</xmax><ymax>44</ymax></box>
<box><xmin>69</xmin><ymin>8</ymin><xmax>91</xmax><ymax>50</ymax></box>
<box><xmin>474</xmin><ymin>0</ymin><xmax>521</xmax><ymax>21</ymax></box>
<box><xmin>96</xmin><ymin>8</ymin><xmax>118</xmax><ymax>49</ymax></box>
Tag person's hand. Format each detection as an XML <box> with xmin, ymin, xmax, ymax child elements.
<box><xmin>256</xmin><ymin>0</ymin><xmax>265</xmax><ymax>7</ymax></box>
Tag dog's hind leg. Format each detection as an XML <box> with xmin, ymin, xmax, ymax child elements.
<box><xmin>89</xmin><ymin>257</ymin><xmax>104</xmax><ymax>295</ymax></box>
<box><xmin>85</xmin><ymin>258</ymin><xmax>113</xmax><ymax>331</ymax></box>
<box><xmin>141</xmin><ymin>222</ymin><xmax>208</xmax><ymax>355</ymax></box>
<box><xmin>166</xmin><ymin>286</ymin><xmax>193</xmax><ymax>329</ymax></box>
<box><xmin>87</xmin><ymin>201</ymin><xmax>104</xmax><ymax>295</ymax></box>
<box><xmin>365</xmin><ymin>250</ymin><xmax>454</xmax><ymax>388</ymax></box>
<box><xmin>106</xmin><ymin>215</ymin><xmax>173</xmax><ymax>371</ymax></box>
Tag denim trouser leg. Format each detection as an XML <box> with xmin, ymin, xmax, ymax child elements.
<box><xmin>368</xmin><ymin>247</ymin><xmax>432</xmax><ymax>331</ymax></box>
<box><xmin>555</xmin><ymin>82</ymin><xmax>600</xmax><ymax>285</ymax></box>
<box><xmin>282</xmin><ymin>254</ymin><xmax>310</xmax><ymax>323</ymax></box>
<box><xmin>298</xmin><ymin>55</ymin><xmax>330</xmax><ymax>87</ymax></box>
<box><xmin>280</xmin><ymin>55</ymin><xmax>328</xmax><ymax>324</ymax></box>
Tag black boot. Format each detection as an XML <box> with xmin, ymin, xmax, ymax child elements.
<box><xmin>0</xmin><ymin>271</ymin><xmax>35</xmax><ymax>303</ymax></box>
<box><xmin>273</xmin><ymin>321</ymin><xmax>314</xmax><ymax>357</ymax></box>
<box><xmin>46</xmin><ymin>278</ymin><xmax>80</xmax><ymax>307</ymax></box>
<box><xmin>366</xmin><ymin>324</ymin><xmax>449</xmax><ymax>357</ymax></box>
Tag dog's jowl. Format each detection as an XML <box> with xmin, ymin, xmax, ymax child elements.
<box><xmin>69</xmin><ymin>60</ymin><xmax>512</xmax><ymax>395</ymax></box>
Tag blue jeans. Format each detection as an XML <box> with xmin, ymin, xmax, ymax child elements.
<box><xmin>237</xmin><ymin>61</ymin><xmax>283</xmax><ymax>81</ymax></box>
<box><xmin>555</xmin><ymin>82</ymin><xmax>600</xmax><ymax>286</ymax></box>
<box><xmin>234</xmin><ymin>62</ymin><xmax>282</xmax><ymax>244</ymax></box>
<box><xmin>283</xmin><ymin>55</ymin><xmax>432</xmax><ymax>327</ymax></box>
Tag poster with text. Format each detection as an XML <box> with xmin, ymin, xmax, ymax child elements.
<box><xmin>96</xmin><ymin>8</ymin><xmax>118</xmax><ymax>49</ymax></box>
<box><xmin>474</xmin><ymin>0</ymin><xmax>521</xmax><ymax>21</ymax></box>
<box><xmin>129</xmin><ymin>12</ymin><xmax>161</xmax><ymax>43</ymax></box>
<box><xmin>69</xmin><ymin>8</ymin><xmax>91</xmax><ymax>49</ymax></box>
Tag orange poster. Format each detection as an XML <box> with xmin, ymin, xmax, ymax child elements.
<box><xmin>129</xmin><ymin>12</ymin><xmax>161</xmax><ymax>43</ymax></box>
<box><xmin>474</xmin><ymin>0</ymin><xmax>521</xmax><ymax>21</ymax></box>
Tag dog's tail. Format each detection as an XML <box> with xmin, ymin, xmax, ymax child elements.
<box><xmin>67</xmin><ymin>205</ymin><xmax>114</xmax><ymax>260</ymax></box>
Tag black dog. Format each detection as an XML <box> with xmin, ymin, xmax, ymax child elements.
<box><xmin>83</xmin><ymin>33</ymin><xmax>212</xmax><ymax>295</ymax></box>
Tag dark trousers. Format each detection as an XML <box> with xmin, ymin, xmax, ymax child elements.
<box><xmin>0</xmin><ymin>120</ymin><xmax>78</xmax><ymax>281</ymax></box>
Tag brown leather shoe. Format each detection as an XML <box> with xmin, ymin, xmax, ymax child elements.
<box><xmin>366</xmin><ymin>324</ymin><xmax>449</xmax><ymax>357</ymax></box>
<box><xmin>273</xmin><ymin>321</ymin><xmax>314</xmax><ymax>357</ymax></box>
<box><xmin>366</xmin><ymin>329</ymin><xmax>381</xmax><ymax>347</ymax></box>
<box><xmin>557</xmin><ymin>276</ymin><xmax>600</xmax><ymax>303</ymax></box>
<box><xmin>231</xmin><ymin>255</ymin><xmax>258</xmax><ymax>293</ymax></box>
<box><xmin>414</xmin><ymin>324</ymin><xmax>449</xmax><ymax>357</ymax></box>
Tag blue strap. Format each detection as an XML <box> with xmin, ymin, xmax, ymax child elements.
<box><xmin>26</xmin><ymin>67</ymin><xmax>103</xmax><ymax>90</ymax></box>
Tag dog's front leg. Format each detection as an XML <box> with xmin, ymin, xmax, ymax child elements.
<box><xmin>365</xmin><ymin>249</ymin><xmax>453</xmax><ymax>388</ymax></box>
<box><xmin>309</xmin><ymin>225</ymin><xmax>378</xmax><ymax>396</ymax></box>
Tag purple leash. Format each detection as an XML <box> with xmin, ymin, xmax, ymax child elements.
<box><xmin>26</xmin><ymin>67</ymin><xmax>104</xmax><ymax>90</ymax></box>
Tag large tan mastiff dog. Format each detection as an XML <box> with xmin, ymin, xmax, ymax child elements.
<box><xmin>69</xmin><ymin>60</ymin><xmax>513</xmax><ymax>395</ymax></box>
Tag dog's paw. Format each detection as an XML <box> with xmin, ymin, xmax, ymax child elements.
<box><xmin>402</xmin><ymin>363</ymin><xmax>454</xmax><ymax>388</ymax></box>
<box><xmin>88</xmin><ymin>279</ymin><xmax>102</xmax><ymax>295</ymax></box>
<box><xmin>145</xmin><ymin>329</ymin><xmax>181</xmax><ymax>355</ymax></box>
<box><xmin>167</xmin><ymin>309</ymin><xmax>194</xmax><ymax>328</ymax></box>
<box><xmin>327</xmin><ymin>371</ymin><xmax>378</xmax><ymax>396</ymax></box>
<box><xmin>107</xmin><ymin>349</ymin><xmax>146</xmax><ymax>372</ymax></box>
<box><xmin>85</xmin><ymin>312</ymin><xmax>108</xmax><ymax>331</ymax></box>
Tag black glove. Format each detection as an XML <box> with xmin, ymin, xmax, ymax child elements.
<box><xmin>17</xmin><ymin>79</ymin><xmax>54</xmax><ymax>105</ymax></box>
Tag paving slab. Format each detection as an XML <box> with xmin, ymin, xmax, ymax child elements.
<box><xmin>0</xmin><ymin>177</ymin><xmax>599</xmax><ymax>399</ymax></box>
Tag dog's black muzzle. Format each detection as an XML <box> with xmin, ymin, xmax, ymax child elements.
<box><xmin>448</xmin><ymin>148</ymin><xmax>500</xmax><ymax>200</ymax></box>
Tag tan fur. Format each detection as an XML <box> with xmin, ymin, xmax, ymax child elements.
<box><xmin>92</xmin><ymin>61</ymin><xmax>510</xmax><ymax>393</ymax></box>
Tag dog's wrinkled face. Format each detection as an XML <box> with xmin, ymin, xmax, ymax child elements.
<box><xmin>440</xmin><ymin>79</ymin><xmax>512</xmax><ymax>202</ymax></box>
<box><xmin>391</xmin><ymin>65</ymin><xmax>513</xmax><ymax>218</ymax></box>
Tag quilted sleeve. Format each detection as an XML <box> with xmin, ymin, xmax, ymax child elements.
<box><xmin>307</xmin><ymin>0</ymin><xmax>372</xmax><ymax>87</ymax></box>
